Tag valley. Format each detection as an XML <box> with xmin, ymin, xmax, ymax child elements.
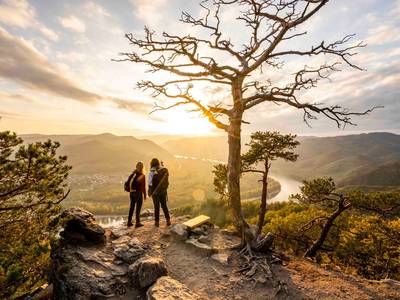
<box><xmin>21</xmin><ymin>132</ymin><xmax>400</xmax><ymax>217</ymax></box>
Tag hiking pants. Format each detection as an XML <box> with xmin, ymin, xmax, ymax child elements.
<box><xmin>128</xmin><ymin>192</ymin><xmax>143</xmax><ymax>224</ymax></box>
<box><xmin>153</xmin><ymin>193</ymin><xmax>170</xmax><ymax>222</ymax></box>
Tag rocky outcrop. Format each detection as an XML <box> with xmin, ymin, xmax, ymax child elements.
<box><xmin>129</xmin><ymin>257</ymin><xmax>168</xmax><ymax>288</ymax></box>
<box><xmin>60</xmin><ymin>207</ymin><xmax>105</xmax><ymax>245</ymax></box>
<box><xmin>146</xmin><ymin>276</ymin><xmax>200</xmax><ymax>300</ymax></box>
<box><xmin>51</xmin><ymin>208</ymin><xmax>198</xmax><ymax>300</ymax></box>
<box><xmin>51</xmin><ymin>208</ymin><xmax>145</xmax><ymax>299</ymax></box>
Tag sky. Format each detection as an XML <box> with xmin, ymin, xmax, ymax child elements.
<box><xmin>0</xmin><ymin>0</ymin><xmax>399</xmax><ymax>137</ymax></box>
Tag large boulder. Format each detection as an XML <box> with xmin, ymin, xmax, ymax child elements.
<box><xmin>60</xmin><ymin>207</ymin><xmax>105</xmax><ymax>245</ymax></box>
<box><xmin>129</xmin><ymin>257</ymin><xmax>168</xmax><ymax>288</ymax></box>
<box><xmin>146</xmin><ymin>276</ymin><xmax>199</xmax><ymax>300</ymax></box>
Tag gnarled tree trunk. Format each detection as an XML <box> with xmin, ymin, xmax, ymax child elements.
<box><xmin>227</xmin><ymin>79</ymin><xmax>248</xmax><ymax>242</ymax></box>
<box><xmin>304</xmin><ymin>197</ymin><xmax>350</xmax><ymax>258</ymax></box>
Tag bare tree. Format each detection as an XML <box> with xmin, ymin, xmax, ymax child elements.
<box><xmin>117</xmin><ymin>0</ymin><xmax>378</xmax><ymax>244</ymax></box>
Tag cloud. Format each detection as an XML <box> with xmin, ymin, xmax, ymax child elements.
<box><xmin>0</xmin><ymin>26</ymin><xmax>100</xmax><ymax>103</ymax></box>
<box><xmin>59</xmin><ymin>15</ymin><xmax>86</xmax><ymax>33</ymax></box>
<box><xmin>0</xmin><ymin>90</ymin><xmax>34</xmax><ymax>102</ymax></box>
<box><xmin>83</xmin><ymin>1</ymin><xmax>111</xmax><ymax>17</ymax></box>
<box><xmin>367</xmin><ymin>25</ymin><xmax>400</xmax><ymax>46</ymax></box>
<box><xmin>131</xmin><ymin>0</ymin><xmax>168</xmax><ymax>25</ymax></box>
<box><xmin>0</xmin><ymin>109</ymin><xmax>21</xmax><ymax>119</ymax></box>
<box><xmin>0</xmin><ymin>26</ymin><xmax>152</xmax><ymax>116</ymax></box>
<box><xmin>111</xmin><ymin>97</ymin><xmax>153</xmax><ymax>113</ymax></box>
<box><xmin>55</xmin><ymin>51</ymin><xmax>85</xmax><ymax>63</ymax></box>
<box><xmin>0</xmin><ymin>0</ymin><xmax>58</xmax><ymax>41</ymax></box>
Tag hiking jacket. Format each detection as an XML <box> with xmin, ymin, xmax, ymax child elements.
<box><xmin>148</xmin><ymin>166</ymin><xmax>168</xmax><ymax>196</ymax></box>
<box><xmin>129</xmin><ymin>171</ymin><xmax>146</xmax><ymax>197</ymax></box>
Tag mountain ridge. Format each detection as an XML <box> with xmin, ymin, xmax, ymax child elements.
<box><xmin>20</xmin><ymin>132</ymin><xmax>400</xmax><ymax>189</ymax></box>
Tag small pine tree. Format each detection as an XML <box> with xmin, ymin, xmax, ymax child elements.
<box><xmin>0</xmin><ymin>131</ymin><xmax>72</xmax><ymax>297</ymax></box>
<box><xmin>242</xmin><ymin>131</ymin><xmax>299</xmax><ymax>234</ymax></box>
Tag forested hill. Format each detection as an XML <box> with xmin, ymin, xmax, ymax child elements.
<box><xmin>275</xmin><ymin>132</ymin><xmax>400</xmax><ymax>182</ymax></box>
<box><xmin>339</xmin><ymin>160</ymin><xmax>400</xmax><ymax>188</ymax></box>
<box><xmin>21</xmin><ymin>132</ymin><xmax>400</xmax><ymax>188</ymax></box>
<box><xmin>20</xmin><ymin>133</ymin><xmax>280</xmax><ymax>213</ymax></box>
<box><xmin>162</xmin><ymin>132</ymin><xmax>400</xmax><ymax>186</ymax></box>
<box><xmin>21</xmin><ymin>133</ymin><xmax>173</xmax><ymax>174</ymax></box>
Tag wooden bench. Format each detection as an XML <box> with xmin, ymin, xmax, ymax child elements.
<box><xmin>182</xmin><ymin>215</ymin><xmax>211</xmax><ymax>229</ymax></box>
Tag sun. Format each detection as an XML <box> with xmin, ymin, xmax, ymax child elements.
<box><xmin>159</xmin><ymin>110</ymin><xmax>216</xmax><ymax>136</ymax></box>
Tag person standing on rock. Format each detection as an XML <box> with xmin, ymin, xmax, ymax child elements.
<box><xmin>148</xmin><ymin>158</ymin><xmax>171</xmax><ymax>227</ymax></box>
<box><xmin>125</xmin><ymin>161</ymin><xmax>146</xmax><ymax>227</ymax></box>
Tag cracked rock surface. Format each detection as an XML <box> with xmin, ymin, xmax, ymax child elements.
<box><xmin>51</xmin><ymin>208</ymin><xmax>197</xmax><ymax>300</ymax></box>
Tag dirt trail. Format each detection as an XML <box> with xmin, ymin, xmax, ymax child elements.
<box><xmin>124</xmin><ymin>219</ymin><xmax>400</xmax><ymax>300</ymax></box>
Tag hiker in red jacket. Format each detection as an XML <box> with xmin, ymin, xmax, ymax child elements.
<box><xmin>126</xmin><ymin>161</ymin><xmax>146</xmax><ymax>227</ymax></box>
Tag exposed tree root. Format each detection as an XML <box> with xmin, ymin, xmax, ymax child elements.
<box><xmin>235</xmin><ymin>228</ymin><xmax>283</xmax><ymax>285</ymax></box>
<box><xmin>236</xmin><ymin>250</ymin><xmax>273</xmax><ymax>284</ymax></box>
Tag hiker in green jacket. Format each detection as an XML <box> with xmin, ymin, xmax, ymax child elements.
<box><xmin>148</xmin><ymin>158</ymin><xmax>171</xmax><ymax>227</ymax></box>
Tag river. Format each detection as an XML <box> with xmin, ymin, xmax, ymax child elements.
<box><xmin>96</xmin><ymin>215</ymin><xmax>126</xmax><ymax>227</ymax></box>
<box><xmin>269</xmin><ymin>173</ymin><xmax>302</xmax><ymax>202</ymax></box>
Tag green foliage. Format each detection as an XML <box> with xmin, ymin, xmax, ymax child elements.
<box><xmin>293</xmin><ymin>177</ymin><xmax>345</xmax><ymax>211</ymax></box>
<box><xmin>335</xmin><ymin>215</ymin><xmax>400</xmax><ymax>279</ymax></box>
<box><xmin>212</xmin><ymin>164</ymin><xmax>228</xmax><ymax>200</ymax></box>
<box><xmin>0</xmin><ymin>131</ymin><xmax>71</xmax><ymax>298</ymax></box>
<box><xmin>263</xmin><ymin>202</ymin><xmax>327</xmax><ymax>254</ymax></box>
<box><xmin>295</xmin><ymin>177</ymin><xmax>336</xmax><ymax>202</ymax></box>
<box><xmin>262</xmin><ymin>190</ymin><xmax>400</xmax><ymax>280</ymax></box>
<box><xmin>241</xmin><ymin>131</ymin><xmax>299</xmax><ymax>169</ymax></box>
<box><xmin>351</xmin><ymin>190</ymin><xmax>400</xmax><ymax>217</ymax></box>
<box><xmin>0</xmin><ymin>131</ymin><xmax>71</xmax><ymax>211</ymax></box>
<box><xmin>241</xmin><ymin>131</ymin><xmax>300</xmax><ymax>231</ymax></box>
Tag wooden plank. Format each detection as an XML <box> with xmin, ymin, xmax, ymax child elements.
<box><xmin>182</xmin><ymin>215</ymin><xmax>211</xmax><ymax>229</ymax></box>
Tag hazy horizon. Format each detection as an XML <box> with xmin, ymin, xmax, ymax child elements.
<box><xmin>17</xmin><ymin>129</ymin><xmax>400</xmax><ymax>139</ymax></box>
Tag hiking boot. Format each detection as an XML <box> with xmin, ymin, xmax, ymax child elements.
<box><xmin>135</xmin><ymin>223</ymin><xmax>144</xmax><ymax>228</ymax></box>
<box><xmin>127</xmin><ymin>222</ymin><xmax>133</xmax><ymax>227</ymax></box>
<box><xmin>154</xmin><ymin>221</ymin><xmax>159</xmax><ymax>227</ymax></box>
<box><xmin>166</xmin><ymin>219</ymin><xmax>171</xmax><ymax>226</ymax></box>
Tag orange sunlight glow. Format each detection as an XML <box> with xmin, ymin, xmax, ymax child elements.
<box><xmin>156</xmin><ymin>109</ymin><xmax>217</xmax><ymax>136</ymax></box>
